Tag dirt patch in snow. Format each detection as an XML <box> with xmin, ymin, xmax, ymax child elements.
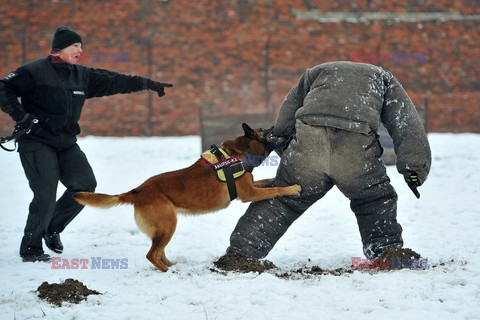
<box><xmin>37</xmin><ymin>278</ymin><xmax>100</xmax><ymax>307</ymax></box>
<box><xmin>213</xmin><ymin>254</ymin><xmax>353</xmax><ymax>277</ymax></box>
<box><xmin>378</xmin><ymin>247</ymin><xmax>422</xmax><ymax>270</ymax></box>
<box><xmin>213</xmin><ymin>253</ymin><xmax>276</xmax><ymax>274</ymax></box>
<box><xmin>213</xmin><ymin>248</ymin><xmax>425</xmax><ymax>277</ymax></box>
<box><xmin>275</xmin><ymin>265</ymin><xmax>354</xmax><ymax>279</ymax></box>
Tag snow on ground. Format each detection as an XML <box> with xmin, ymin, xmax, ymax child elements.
<box><xmin>0</xmin><ymin>133</ymin><xmax>479</xmax><ymax>320</ymax></box>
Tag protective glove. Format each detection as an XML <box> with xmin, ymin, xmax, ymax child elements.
<box><xmin>147</xmin><ymin>79</ymin><xmax>173</xmax><ymax>97</ymax></box>
<box><xmin>404</xmin><ymin>171</ymin><xmax>421</xmax><ymax>199</ymax></box>
<box><xmin>15</xmin><ymin>113</ymin><xmax>38</xmax><ymax>133</ymax></box>
<box><xmin>264</xmin><ymin>127</ymin><xmax>294</xmax><ymax>156</ymax></box>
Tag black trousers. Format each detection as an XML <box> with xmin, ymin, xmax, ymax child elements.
<box><xmin>18</xmin><ymin>142</ymin><xmax>96</xmax><ymax>256</ymax></box>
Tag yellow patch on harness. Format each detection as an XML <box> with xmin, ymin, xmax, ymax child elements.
<box><xmin>201</xmin><ymin>148</ymin><xmax>246</xmax><ymax>182</ymax></box>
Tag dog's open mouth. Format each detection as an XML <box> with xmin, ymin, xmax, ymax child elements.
<box><xmin>261</xmin><ymin>127</ymin><xmax>278</xmax><ymax>154</ymax></box>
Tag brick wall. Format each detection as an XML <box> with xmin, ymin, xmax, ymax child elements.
<box><xmin>1</xmin><ymin>0</ymin><xmax>479</xmax><ymax>137</ymax></box>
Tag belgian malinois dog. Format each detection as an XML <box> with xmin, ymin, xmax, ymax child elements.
<box><xmin>74</xmin><ymin>123</ymin><xmax>301</xmax><ymax>271</ymax></box>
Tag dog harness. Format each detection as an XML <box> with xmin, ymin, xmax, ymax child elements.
<box><xmin>201</xmin><ymin>144</ymin><xmax>253</xmax><ymax>201</ymax></box>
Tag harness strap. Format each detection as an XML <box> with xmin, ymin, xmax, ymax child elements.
<box><xmin>223</xmin><ymin>166</ymin><xmax>237</xmax><ymax>201</ymax></box>
<box><xmin>210</xmin><ymin>144</ymin><xmax>225</xmax><ymax>161</ymax></box>
<box><xmin>241</xmin><ymin>161</ymin><xmax>254</xmax><ymax>173</ymax></box>
<box><xmin>210</xmin><ymin>144</ymin><xmax>238</xmax><ymax>201</ymax></box>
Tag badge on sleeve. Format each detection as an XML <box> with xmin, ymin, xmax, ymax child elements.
<box><xmin>3</xmin><ymin>72</ymin><xmax>18</xmax><ymax>82</ymax></box>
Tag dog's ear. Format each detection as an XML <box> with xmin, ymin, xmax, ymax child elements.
<box><xmin>242</xmin><ymin>123</ymin><xmax>255</xmax><ymax>139</ymax></box>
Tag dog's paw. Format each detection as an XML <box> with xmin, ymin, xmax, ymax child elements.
<box><xmin>290</xmin><ymin>184</ymin><xmax>302</xmax><ymax>196</ymax></box>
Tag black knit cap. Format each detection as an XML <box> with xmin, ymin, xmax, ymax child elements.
<box><xmin>51</xmin><ymin>26</ymin><xmax>83</xmax><ymax>51</ymax></box>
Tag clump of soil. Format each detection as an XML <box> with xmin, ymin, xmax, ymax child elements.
<box><xmin>37</xmin><ymin>278</ymin><xmax>100</xmax><ymax>307</ymax></box>
<box><xmin>295</xmin><ymin>266</ymin><xmax>353</xmax><ymax>276</ymax></box>
<box><xmin>213</xmin><ymin>248</ymin><xmax>424</xmax><ymax>277</ymax></box>
<box><xmin>276</xmin><ymin>265</ymin><xmax>353</xmax><ymax>279</ymax></box>
<box><xmin>378</xmin><ymin>247</ymin><xmax>422</xmax><ymax>270</ymax></box>
<box><xmin>213</xmin><ymin>253</ymin><xmax>276</xmax><ymax>273</ymax></box>
<box><xmin>213</xmin><ymin>254</ymin><xmax>353</xmax><ymax>278</ymax></box>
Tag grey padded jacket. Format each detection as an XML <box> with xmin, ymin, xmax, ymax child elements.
<box><xmin>272</xmin><ymin>61</ymin><xmax>431</xmax><ymax>183</ymax></box>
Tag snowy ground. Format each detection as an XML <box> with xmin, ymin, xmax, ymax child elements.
<box><xmin>0</xmin><ymin>133</ymin><xmax>479</xmax><ymax>320</ymax></box>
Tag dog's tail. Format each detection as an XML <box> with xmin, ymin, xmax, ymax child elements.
<box><xmin>74</xmin><ymin>191</ymin><xmax>135</xmax><ymax>208</ymax></box>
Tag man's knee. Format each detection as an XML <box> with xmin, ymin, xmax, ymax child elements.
<box><xmin>82</xmin><ymin>176</ymin><xmax>97</xmax><ymax>192</ymax></box>
<box><xmin>228</xmin><ymin>194</ymin><xmax>307</xmax><ymax>259</ymax></box>
<box><xmin>29</xmin><ymin>179</ymin><xmax>58</xmax><ymax>203</ymax></box>
<box><xmin>87</xmin><ymin>176</ymin><xmax>97</xmax><ymax>192</ymax></box>
<box><xmin>350</xmin><ymin>181</ymin><xmax>397</xmax><ymax>216</ymax></box>
<box><xmin>67</xmin><ymin>174</ymin><xmax>97</xmax><ymax>193</ymax></box>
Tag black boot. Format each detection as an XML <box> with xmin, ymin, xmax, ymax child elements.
<box><xmin>22</xmin><ymin>251</ymin><xmax>51</xmax><ymax>263</ymax></box>
<box><xmin>44</xmin><ymin>232</ymin><xmax>63</xmax><ymax>254</ymax></box>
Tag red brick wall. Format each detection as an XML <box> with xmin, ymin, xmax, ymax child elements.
<box><xmin>1</xmin><ymin>0</ymin><xmax>479</xmax><ymax>136</ymax></box>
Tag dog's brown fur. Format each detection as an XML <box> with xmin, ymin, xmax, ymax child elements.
<box><xmin>74</xmin><ymin>124</ymin><xmax>301</xmax><ymax>272</ymax></box>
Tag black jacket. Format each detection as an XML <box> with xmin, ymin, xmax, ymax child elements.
<box><xmin>0</xmin><ymin>55</ymin><xmax>149</xmax><ymax>150</ymax></box>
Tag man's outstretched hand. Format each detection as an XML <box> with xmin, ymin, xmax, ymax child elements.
<box><xmin>148</xmin><ymin>80</ymin><xmax>173</xmax><ymax>97</ymax></box>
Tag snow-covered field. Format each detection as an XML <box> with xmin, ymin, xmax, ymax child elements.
<box><xmin>0</xmin><ymin>133</ymin><xmax>479</xmax><ymax>320</ymax></box>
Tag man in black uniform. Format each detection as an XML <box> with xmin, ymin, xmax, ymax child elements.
<box><xmin>0</xmin><ymin>26</ymin><xmax>173</xmax><ymax>262</ymax></box>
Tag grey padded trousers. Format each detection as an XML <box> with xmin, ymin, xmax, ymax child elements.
<box><xmin>227</xmin><ymin>120</ymin><xmax>403</xmax><ymax>259</ymax></box>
